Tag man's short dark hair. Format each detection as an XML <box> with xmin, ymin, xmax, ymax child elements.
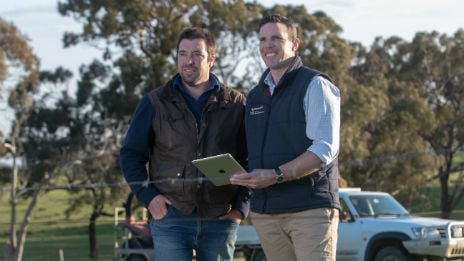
<box><xmin>257</xmin><ymin>14</ymin><xmax>298</xmax><ymax>40</ymax></box>
<box><xmin>176</xmin><ymin>27</ymin><xmax>216</xmax><ymax>57</ymax></box>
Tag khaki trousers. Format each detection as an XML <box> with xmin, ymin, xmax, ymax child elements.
<box><xmin>250</xmin><ymin>208</ymin><xmax>339</xmax><ymax>261</ymax></box>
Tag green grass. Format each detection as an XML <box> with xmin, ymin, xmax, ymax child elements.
<box><xmin>1</xmin><ymin>190</ymin><xmax>117</xmax><ymax>261</ymax></box>
<box><xmin>409</xmin><ymin>184</ymin><xmax>464</xmax><ymax>220</ymax></box>
<box><xmin>19</xmin><ymin>223</ymin><xmax>113</xmax><ymax>260</ymax></box>
<box><xmin>1</xmin><ymin>185</ymin><xmax>464</xmax><ymax>260</ymax></box>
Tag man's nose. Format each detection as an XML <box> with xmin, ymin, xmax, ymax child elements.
<box><xmin>186</xmin><ymin>54</ymin><xmax>195</xmax><ymax>64</ymax></box>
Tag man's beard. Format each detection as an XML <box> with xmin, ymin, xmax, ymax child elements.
<box><xmin>180</xmin><ymin>71</ymin><xmax>200</xmax><ymax>87</ymax></box>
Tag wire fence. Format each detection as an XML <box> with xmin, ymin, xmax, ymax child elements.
<box><xmin>1</xmin><ymin>149</ymin><xmax>463</xmax><ymax>228</ymax></box>
<box><xmin>2</xmin><ymin>148</ymin><xmax>459</xmax><ymax>194</ymax></box>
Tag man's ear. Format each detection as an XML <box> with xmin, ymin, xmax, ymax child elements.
<box><xmin>208</xmin><ymin>54</ymin><xmax>216</xmax><ymax>67</ymax></box>
<box><xmin>292</xmin><ymin>38</ymin><xmax>300</xmax><ymax>51</ymax></box>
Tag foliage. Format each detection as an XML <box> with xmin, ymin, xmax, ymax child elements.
<box><xmin>402</xmin><ymin>30</ymin><xmax>464</xmax><ymax>218</ymax></box>
<box><xmin>340</xmin><ymin>31</ymin><xmax>464</xmax><ymax>212</ymax></box>
<box><xmin>0</xmin><ymin>17</ymin><xmax>42</xmax><ymax>261</ymax></box>
<box><xmin>57</xmin><ymin>0</ymin><xmax>263</xmax><ymax>94</ymax></box>
<box><xmin>26</xmin><ymin>60</ymin><xmax>131</xmax><ymax>260</ymax></box>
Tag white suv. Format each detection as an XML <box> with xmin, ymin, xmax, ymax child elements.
<box><xmin>337</xmin><ymin>188</ymin><xmax>464</xmax><ymax>260</ymax></box>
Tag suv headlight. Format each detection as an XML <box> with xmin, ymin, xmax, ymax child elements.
<box><xmin>451</xmin><ymin>226</ymin><xmax>463</xmax><ymax>238</ymax></box>
<box><xmin>412</xmin><ymin>227</ymin><xmax>442</xmax><ymax>240</ymax></box>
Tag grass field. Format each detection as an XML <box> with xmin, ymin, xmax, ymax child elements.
<box><xmin>0</xmin><ymin>190</ymin><xmax>116</xmax><ymax>261</ymax></box>
<box><xmin>1</xmin><ymin>186</ymin><xmax>463</xmax><ymax>261</ymax></box>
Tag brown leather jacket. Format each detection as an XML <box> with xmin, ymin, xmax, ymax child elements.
<box><xmin>147</xmin><ymin>77</ymin><xmax>248</xmax><ymax>218</ymax></box>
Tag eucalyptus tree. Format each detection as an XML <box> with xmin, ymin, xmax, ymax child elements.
<box><xmin>64</xmin><ymin>60</ymin><xmax>132</xmax><ymax>260</ymax></box>
<box><xmin>58</xmin><ymin>0</ymin><xmax>262</xmax><ymax>93</ymax></box>
<box><xmin>0</xmin><ymin>17</ymin><xmax>42</xmax><ymax>261</ymax></box>
<box><xmin>344</xmin><ymin>28</ymin><xmax>464</xmax><ymax>214</ymax></box>
<box><xmin>344</xmin><ymin>36</ymin><xmax>436</xmax><ymax>208</ymax></box>
<box><xmin>394</xmin><ymin>30</ymin><xmax>464</xmax><ymax>218</ymax></box>
<box><xmin>26</xmin><ymin>60</ymin><xmax>132</xmax><ymax>261</ymax></box>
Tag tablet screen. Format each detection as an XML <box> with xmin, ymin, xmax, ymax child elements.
<box><xmin>192</xmin><ymin>153</ymin><xmax>246</xmax><ymax>186</ymax></box>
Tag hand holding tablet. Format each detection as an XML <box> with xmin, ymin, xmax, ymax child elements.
<box><xmin>192</xmin><ymin>153</ymin><xmax>246</xmax><ymax>186</ymax></box>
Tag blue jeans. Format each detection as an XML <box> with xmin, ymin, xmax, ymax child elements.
<box><xmin>150</xmin><ymin>206</ymin><xmax>238</xmax><ymax>261</ymax></box>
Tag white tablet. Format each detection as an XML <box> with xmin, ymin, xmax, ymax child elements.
<box><xmin>192</xmin><ymin>153</ymin><xmax>246</xmax><ymax>186</ymax></box>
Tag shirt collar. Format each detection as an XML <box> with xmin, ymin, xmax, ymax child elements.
<box><xmin>262</xmin><ymin>56</ymin><xmax>302</xmax><ymax>96</ymax></box>
<box><xmin>263</xmin><ymin>72</ymin><xmax>276</xmax><ymax>96</ymax></box>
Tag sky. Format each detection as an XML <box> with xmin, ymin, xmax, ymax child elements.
<box><xmin>0</xmin><ymin>0</ymin><xmax>463</xmax><ymax>135</ymax></box>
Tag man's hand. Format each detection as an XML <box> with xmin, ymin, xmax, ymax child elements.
<box><xmin>147</xmin><ymin>194</ymin><xmax>172</xmax><ymax>220</ymax></box>
<box><xmin>218</xmin><ymin>209</ymin><xmax>243</xmax><ymax>224</ymax></box>
<box><xmin>230</xmin><ymin>169</ymin><xmax>276</xmax><ymax>189</ymax></box>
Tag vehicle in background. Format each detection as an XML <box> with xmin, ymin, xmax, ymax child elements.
<box><xmin>114</xmin><ymin>193</ymin><xmax>154</xmax><ymax>261</ymax></box>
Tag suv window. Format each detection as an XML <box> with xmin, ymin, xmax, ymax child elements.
<box><xmin>350</xmin><ymin>195</ymin><xmax>409</xmax><ymax>217</ymax></box>
<box><xmin>340</xmin><ymin>198</ymin><xmax>354</xmax><ymax>222</ymax></box>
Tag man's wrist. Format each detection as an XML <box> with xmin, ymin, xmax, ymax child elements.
<box><xmin>274</xmin><ymin>167</ymin><xmax>285</xmax><ymax>184</ymax></box>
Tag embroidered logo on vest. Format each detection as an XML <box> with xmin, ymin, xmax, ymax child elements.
<box><xmin>250</xmin><ymin>105</ymin><xmax>265</xmax><ymax>116</ymax></box>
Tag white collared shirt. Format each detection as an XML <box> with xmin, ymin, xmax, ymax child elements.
<box><xmin>264</xmin><ymin>74</ymin><xmax>340</xmax><ymax>165</ymax></box>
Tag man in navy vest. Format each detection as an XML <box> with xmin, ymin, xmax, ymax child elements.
<box><xmin>230</xmin><ymin>14</ymin><xmax>341</xmax><ymax>261</ymax></box>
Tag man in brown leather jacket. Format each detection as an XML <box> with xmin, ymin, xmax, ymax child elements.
<box><xmin>120</xmin><ymin>27</ymin><xmax>248</xmax><ymax>261</ymax></box>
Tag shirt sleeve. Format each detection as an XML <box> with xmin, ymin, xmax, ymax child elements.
<box><xmin>303</xmin><ymin>76</ymin><xmax>340</xmax><ymax>165</ymax></box>
<box><xmin>119</xmin><ymin>95</ymin><xmax>158</xmax><ymax>207</ymax></box>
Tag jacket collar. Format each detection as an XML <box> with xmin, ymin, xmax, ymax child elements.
<box><xmin>259</xmin><ymin>56</ymin><xmax>303</xmax><ymax>93</ymax></box>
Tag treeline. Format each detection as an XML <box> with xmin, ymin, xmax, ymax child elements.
<box><xmin>1</xmin><ymin>1</ymin><xmax>463</xmax><ymax>260</ymax></box>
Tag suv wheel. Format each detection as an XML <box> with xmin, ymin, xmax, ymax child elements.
<box><xmin>374</xmin><ymin>246</ymin><xmax>412</xmax><ymax>261</ymax></box>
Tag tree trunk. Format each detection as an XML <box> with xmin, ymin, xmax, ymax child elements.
<box><xmin>16</xmin><ymin>180</ymin><xmax>47</xmax><ymax>261</ymax></box>
<box><xmin>3</xmin><ymin>243</ymin><xmax>17</xmax><ymax>261</ymax></box>
<box><xmin>88</xmin><ymin>212</ymin><xmax>99</xmax><ymax>261</ymax></box>
<box><xmin>439</xmin><ymin>167</ymin><xmax>452</xmax><ymax>219</ymax></box>
<box><xmin>6</xmin><ymin>142</ymin><xmax>20</xmax><ymax>261</ymax></box>
<box><xmin>5</xmin><ymin>162</ymin><xmax>50</xmax><ymax>261</ymax></box>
